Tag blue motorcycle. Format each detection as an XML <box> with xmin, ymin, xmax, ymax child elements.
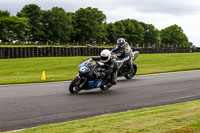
<box><xmin>69</xmin><ymin>58</ymin><xmax>107</xmax><ymax>94</ymax></box>
<box><xmin>69</xmin><ymin>51</ymin><xmax>139</xmax><ymax>94</ymax></box>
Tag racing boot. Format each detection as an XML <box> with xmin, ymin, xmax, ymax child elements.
<box><xmin>101</xmin><ymin>82</ymin><xmax>112</xmax><ymax>91</ymax></box>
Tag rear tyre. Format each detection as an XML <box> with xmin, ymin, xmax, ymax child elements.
<box><xmin>69</xmin><ymin>77</ymin><xmax>82</xmax><ymax>94</ymax></box>
<box><xmin>124</xmin><ymin>64</ymin><xmax>137</xmax><ymax>79</ymax></box>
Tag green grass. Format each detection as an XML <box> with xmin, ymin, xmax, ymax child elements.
<box><xmin>0</xmin><ymin>56</ymin><xmax>89</xmax><ymax>84</ymax></box>
<box><xmin>0</xmin><ymin>44</ymin><xmax>66</xmax><ymax>47</ymax></box>
<box><xmin>0</xmin><ymin>53</ymin><xmax>200</xmax><ymax>84</ymax></box>
<box><xmin>137</xmin><ymin>52</ymin><xmax>200</xmax><ymax>75</ymax></box>
<box><xmin>8</xmin><ymin>100</ymin><xmax>200</xmax><ymax>133</ymax></box>
<box><xmin>0</xmin><ymin>44</ymin><xmax>114</xmax><ymax>48</ymax></box>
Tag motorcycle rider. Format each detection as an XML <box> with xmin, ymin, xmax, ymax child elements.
<box><xmin>90</xmin><ymin>49</ymin><xmax>118</xmax><ymax>90</ymax></box>
<box><xmin>111</xmin><ymin>38</ymin><xmax>133</xmax><ymax>68</ymax></box>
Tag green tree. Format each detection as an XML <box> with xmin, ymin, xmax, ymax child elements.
<box><xmin>113</xmin><ymin>21</ymin><xmax>126</xmax><ymax>40</ymax></box>
<box><xmin>106</xmin><ymin>23</ymin><xmax>117</xmax><ymax>44</ymax></box>
<box><xmin>0</xmin><ymin>16</ymin><xmax>28</xmax><ymax>43</ymax></box>
<box><xmin>40</xmin><ymin>10</ymin><xmax>52</xmax><ymax>43</ymax></box>
<box><xmin>72</xmin><ymin>7</ymin><xmax>106</xmax><ymax>44</ymax></box>
<box><xmin>0</xmin><ymin>10</ymin><xmax>10</xmax><ymax>17</ymax></box>
<box><xmin>47</xmin><ymin>7</ymin><xmax>73</xmax><ymax>44</ymax></box>
<box><xmin>106</xmin><ymin>19</ymin><xmax>145</xmax><ymax>46</ymax></box>
<box><xmin>17</xmin><ymin>4</ymin><xmax>44</xmax><ymax>42</ymax></box>
<box><xmin>118</xmin><ymin>19</ymin><xmax>144</xmax><ymax>47</ymax></box>
<box><xmin>140</xmin><ymin>22</ymin><xmax>159</xmax><ymax>47</ymax></box>
<box><xmin>160</xmin><ymin>24</ymin><xmax>189</xmax><ymax>47</ymax></box>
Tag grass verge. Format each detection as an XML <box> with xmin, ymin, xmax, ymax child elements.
<box><xmin>0</xmin><ymin>53</ymin><xmax>200</xmax><ymax>84</ymax></box>
<box><xmin>7</xmin><ymin>100</ymin><xmax>200</xmax><ymax>133</ymax></box>
<box><xmin>0</xmin><ymin>44</ymin><xmax>114</xmax><ymax>48</ymax></box>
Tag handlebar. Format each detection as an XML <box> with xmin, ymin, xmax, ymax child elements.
<box><xmin>111</xmin><ymin>53</ymin><xmax>121</xmax><ymax>59</ymax></box>
<box><xmin>81</xmin><ymin>58</ymin><xmax>92</xmax><ymax>65</ymax></box>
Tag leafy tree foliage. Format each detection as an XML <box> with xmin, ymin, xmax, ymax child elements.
<box><xmin>140</xmin><ymin>22</ymin><xmax>160</xmax><ymax>47</ymax></box>
<box><xmin>41</xmin><ymin>10</ymin><xmax>52</xmax><ymax>43</ymax></box>
<box><xmin>72</xmin><ymin>7</ymin><xmax>106</xmax><ymax>44</ymax></box>
<box><xmin>113</xmin><ymin>21</ymin><xmax>126</xmax><ymax>40</ymax></box>
<box><xmin>44</xmin><ymin>7</ymin><xmax>73</xmax><ymax>44</ymax></box>
<box><xmin>0</xmin><ymin>5</ymin><xmax>191</xmax><ymax>47</ymax></box>
<box><xmin>0</xmin><ymin>10</ymin><xmax>10</xmax><ymax>17</ymax></box>
<box><xmin>17</xmin><ymin>4</ymin><xmax>44</xmax><ymax>42</ymax></box>
<box><xmin>0</xmin><ymin>16</ymin><xmax>28</xmax><ymax>43</ymax></box>
<box><xmin>106</xmin><ymin>23</ymin><xmax>117</xmax><ymax>44</ymax></box>
<box><xmin>107</xmin><ymin>19</ymin><xmax>145</xmax><ymax>46</ymax></box>
<box><xmin>160</xmin><ymin>24</ymin><xmax>190</xmax><ymax>47</ymax></box>
<box><xmin>121</xmin><ymin>19</ymin><xmax>144</xmax><ymax>46</ymax></box>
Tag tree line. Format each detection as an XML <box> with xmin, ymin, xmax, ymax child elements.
<box><xmin>0</xmin><ymin>4</ymin><xmax>192</xmax><ymax>47</ymax></box>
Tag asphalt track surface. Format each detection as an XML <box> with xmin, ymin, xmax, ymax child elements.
<box><xmin>1</xmin><ymin>70</ymin><xmax>200</xmax><ymax>132</ymax></box>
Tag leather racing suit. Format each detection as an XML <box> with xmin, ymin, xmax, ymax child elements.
<box><xmin>111</xmin><ymin>42</ymin><xmax>133</xmax><ymax>67</ymax></box>
<box><xmin>91</xmin><ymin>56</ymin><xmax>118</xmax><ymax>87</ymax></box>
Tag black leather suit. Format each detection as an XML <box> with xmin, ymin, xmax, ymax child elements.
<box><xmin>91</xmin><ymin>57</ymin><xmax>118</xmax><ymax>85</ymax></box>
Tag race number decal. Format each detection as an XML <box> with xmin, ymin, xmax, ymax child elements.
<box><xmin>80</xmin><ymin>66</ymin><xmax>88</xmax><ymax>72</ymax></box>
<box><xmin>79</xmin><ymin>65</ymin><xmax>90</xmax><ymax>73</ymax></box>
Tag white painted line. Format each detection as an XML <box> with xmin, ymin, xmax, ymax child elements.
<box><xmin>6</xmin><ymin>128</ymin><xmax>25</xmax><ymax>132</ymax></box>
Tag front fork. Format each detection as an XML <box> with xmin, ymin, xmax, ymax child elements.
<box><xmin>76</xmin><ymin>74</ymin><xmax>87</xmax><ymax>89</ymax></box>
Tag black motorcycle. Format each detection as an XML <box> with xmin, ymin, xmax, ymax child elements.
<box><xmin>68</xmin><ymin>51</ymin><xmax>139</xmax><ymax>94</ymax></box>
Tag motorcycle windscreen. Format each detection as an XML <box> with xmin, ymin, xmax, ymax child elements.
<box><xmin>132</xmin><ymin>51</ymin><xmax>139</xmax><ymax>61</ymax></box>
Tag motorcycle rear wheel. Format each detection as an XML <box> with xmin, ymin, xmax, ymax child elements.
<box><xmin>124</xmin><ymin>65</ymin><xmax>137</xmax><ymax>79</ymax></box>
<box><xmin>69</xmin><ymin>77</ymin><xmax>82</xmax><ymax>94</ymax></box>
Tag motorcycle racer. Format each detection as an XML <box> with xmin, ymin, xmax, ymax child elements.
<box><xmin>90</xmin><ymin>49</ymin><xmax>118</xmax><ymax>90</ymax></box>
<box><xmin>111</xmin><ymin>38</ymin><xmax>134</xmax><ymax>68</ymax></box>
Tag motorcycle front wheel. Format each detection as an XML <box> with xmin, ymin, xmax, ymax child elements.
<box><xmin>69</xmin><ymin>77</ymin><xmax>82</xmax><ymax>94</ymax></box>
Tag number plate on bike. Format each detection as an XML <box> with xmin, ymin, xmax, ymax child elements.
<box><xmin>79</xmin><ymin>64</ymin><xmax>90</xmax><ymax>74</ymax></box>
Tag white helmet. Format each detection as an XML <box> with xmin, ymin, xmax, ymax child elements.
<box><xmin>100</xmin><ymin>49</ymin><xmax>111</xmax><ymax>63</ymax></box>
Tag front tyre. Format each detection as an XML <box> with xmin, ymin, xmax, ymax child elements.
<box><xmin>124</xmin><ymin>64</ymin><xmax>137</xmax><ymax>79</ymax></box>
<box><xmin>69</xmin><ymin>77</ymin><xmax>82</xmax><ymax>94</ymax></box>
